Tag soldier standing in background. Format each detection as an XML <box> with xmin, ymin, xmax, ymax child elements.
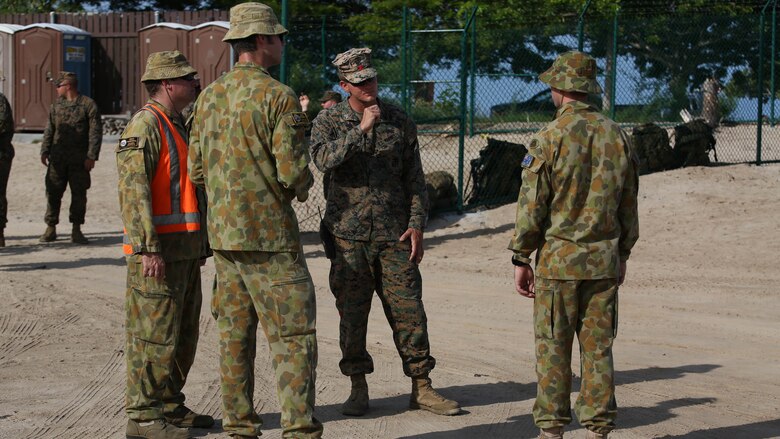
<box><xmin>0</xmin><ymin>91</ymin><xmax>13</xmax><ymax>247</ymax></box>
<box><xmin>310</xmin><ymin>47</ymin><xmax>460</xmax><ymax>418</ymax></box>
<box><xmin>319</xmin><ymin>91</ymin><xmax>342</xmax><ymax>110</ymax></box>
<box><xmin>117</xmin><ymin>51</ymin><xmax>213</xmax><ymax>439</ymax></box>
<box><xmin>509</xmin><ymin>51</ymin><xmax>639</xmax><ymax>439</ymax></box>
<box><xmin>188</xmin><ymin>3</ymin><xmax>322</xmax><ymax>438</ymax></box>
<box><xmin>39</xmin><ymin>71</ymin><xmax>102</xmax><ymax>244</ymax></box>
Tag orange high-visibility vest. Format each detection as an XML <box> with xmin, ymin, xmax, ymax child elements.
<box><xmin>123</xmin><ymin>103</ymin><xmax>200</xmax><ymax>255</ymax></box>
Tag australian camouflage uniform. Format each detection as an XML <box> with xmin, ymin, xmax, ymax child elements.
<box><xmin>188</xmin><ymin>4</ymin><xmax>321</xmax><ymax>437</ymax></box>
<box><xmin>41</xmin><ymin>90</ymin><xmax>102</xmax><ymax>226</ymax></box>
<box><xmin>310</xmin><ymin>95</ymin><xmax>435</xmax><ymax>379</ymax></box>
<box><xmin>117</xmin><ymin>95</ymin><xmax>210</xmax><ymax>428</ymax></box>
<box><xmin>509</xmin><ymin>51</ymin><xmax>640</xmax><ymax>436</ymax></box>
<box><xmin>0</xmin><ymin>92</ymin><xmax>13</xmax><ymax>237</ymax></box>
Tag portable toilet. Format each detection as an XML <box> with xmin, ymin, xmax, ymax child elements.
<box><xmin>188</xmin><ymin>21</ymin><xmax>233</xmax><ymax>88</ymax></box>
<box><xmin>0</xmin><ymin>24</ymin><xmax>23</xmax><ymax>105</ymax></box>
<box><xmin>14</xmin><ymin>23</ymin><xmax>91</xmax><ymax>130</ymax></box>
<box><xmin>138</xmin><ymin>23</ymin><xmax>192</xmax><ymax>103</ymax></box>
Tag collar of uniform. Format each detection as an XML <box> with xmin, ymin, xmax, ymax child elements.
<box><xmin>147</xmin><ymin>99</ymin><xmax>185</xmax><ymax>129</ymax></box>
<box><xmin>555</xmin><ymin>100</ymin><xmax>597</xmax><ymax>119</ymax></box>
<box><xmin>233</xmin><ymin>61</ymin><xmax>270</xmax><ymax>76</ymax></box>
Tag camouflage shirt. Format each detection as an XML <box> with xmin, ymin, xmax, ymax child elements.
<box><xmin>508</xmin><ymin>100</ymin><xmax>639</xmax><ymax>280</ymax></box>
<box><xmin>310</xmin><ymin>99</ymin><xmax>428</xmax><ymax>241</ymax></box>
<box><xmin>41</xmin><ymin>94</ymin><xmax>102</xmax><ymax>163</ymax></box>
<box><xmin>188</xmin><ymin>61</ymin><xmax>313</xmax><ymax>252</ymax></box>
<box><xmin>0</xmin><ymin>92</ymin><xmax>13</xmax><ymax>161</ymax></box>
<box><xmin>116</xmin><ymin>99</ymin><xmax>204</xmax><ymax>262</ymax></box>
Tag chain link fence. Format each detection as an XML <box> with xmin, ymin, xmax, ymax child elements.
<box><xmin>283</xmin><ymin>6</ymin><xmax>780</xmax><ymax>232</ymax></box>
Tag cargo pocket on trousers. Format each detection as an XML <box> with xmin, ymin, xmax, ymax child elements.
<box><xmin>534</xmin><ymin>278</ymin><xmax>554</xmax><ymax>339</ymax></box>
<box><xmin>269</xmin><ymin>253</ymin><xmax>315</xmax><ymax>337</ymax></box>
<box><xmin>126</xmin><ymin>259</ymin><xmax>176</xmax><ymax>348</ymax></box>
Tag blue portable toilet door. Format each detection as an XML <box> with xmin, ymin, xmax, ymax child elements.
<box><xmin>62</xmin><ymin>33</ymin><xmax>91</xmax><ymax>97</ymax></box>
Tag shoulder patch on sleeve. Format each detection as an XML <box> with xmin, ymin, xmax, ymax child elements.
<box><xmin>283</xmin><ymin>111</ymin><xmax>310</xmax><ymax>128</ymax></box>
<box><xmin>521</xmin><ymin>152</ymin><xmax>545</xmax><ymax>173</ymax></box>
<box><xmin>115</xmin><ymin>137</ymin><xmax>141</xmax><ymax>153</ymax></box>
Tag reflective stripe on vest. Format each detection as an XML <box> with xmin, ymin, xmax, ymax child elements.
<box><xmin>122</xmin><ymin>103</ymin><xmax>200</xmax><ymax>255</ymax></box>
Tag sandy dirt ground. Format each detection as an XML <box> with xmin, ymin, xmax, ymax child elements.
<box><xmin>1</xmin><ymin>138</ymin><xmax>779</xmax><ymax>439</ymax></box>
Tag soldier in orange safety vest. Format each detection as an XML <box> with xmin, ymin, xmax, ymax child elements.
<box><xmin>116</xmin><ymin>50</ymin><xmax>212</xmax><ymax>439</ymax></box>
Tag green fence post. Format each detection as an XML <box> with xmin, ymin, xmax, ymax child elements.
<box><xmin>458</xmin><ymin>9</ymin><xmax>477</xmax><ymax>212</ymax></box>
<box><xmin>469</xmin><ymin>7</ymin><xmax>477</xmax><ymax>137</ymax></box>
<box><xmin>609</xmin><ymin>9</ymin><xmax>618</xmax><ymax>120</ymax></box>
<box><xmin>321</xmin><ymin>16</ymin><xmax>327</xmax><ymax>84</ymax></box>
<box><xmin>577</xmin><ymin>0</ymin><xmax>593</xmax><ymax>51</ymax></box>
<box><xmin>280</xmin><ymin>0</ymin><xmax>289</xmax><ymax>84</ymax></box>
<box><xmin>401</xmin><ymin>6</ymin><xmax>408</xmax><ymax>114</ymax></box>
<box><xmin>758</xmin><ymin>0</ymin><xmax>774</xmax><ymax>165</ymax></box>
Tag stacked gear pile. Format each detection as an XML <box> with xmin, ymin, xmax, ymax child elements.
<box><xmin>631</xmin><ymin>123</ymin><xmax>676</xmax><ymax>175</ymax></box>
<box><xmin>467</xmin><ymin>137</ymin><xmax>527</xmax><ymax>207</ymax></box>
<box><xmin>673</xmin><ymin>119</ymin><xmax>717</xmax><ymax>167</ymax></box>
<box><xmin>424</xmin><ymin>171</ymin><xmax>457</xmax><ymax>215</ymax></box>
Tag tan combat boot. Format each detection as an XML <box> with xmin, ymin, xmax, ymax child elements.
<box><xmin>341</xmin><ymin>374</ymin><xmax>369</xmax><ymax>416</ymax></box>
<box><xmin>539</xmin><ymin>427</ymin><xmax>564</xmax><ymax>439</ymax></box>
<box><xmin>126</xmin><ymin>419</ymin><xmax>190</xmax><ymax>439</ymax></box>
<box><xmin>39</xmin><ymin>225</ymin><xmax>56</xmax><ymax>242</ymax></box>
<box><xmin>165</xmin><ymin>406</ymin><xmax>214</xmax><ymax>428</ymax></box>
<box><xmin>585</xmin><ymin>430</ymin><xmax>608</xmax><ymax>439</ymax></box>
<box><xmin>409</xmin><ymin>374</ymin><xmax>461</xmax><ymax>415</ymax></box>
<box><xmin>71</xmin><ymin>224</ymin><xmax>89</xmax><ymax>244</ymax></box>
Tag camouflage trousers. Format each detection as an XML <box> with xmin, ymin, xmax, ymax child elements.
<box><xmin>212</xmin><ymin>250</ymin><xmax>322</xmax><ymax>439</ymax></box>
<box><xmin>125</xmin><ymin>256</ymin><xmax>202</xmax><ymax>421</ymax></box>
<box><xmin>533</xmin><ymin>277</ymin><xmax>619</xmax><ymax>435</ymax></box>
<box><xmin>44</xmin><ymin>160</ymin><xmax>90</xmax><ymax>226</ymax></box>
<box><xmin>0</xmin><ymin>157</ymin><xmax>10</xmax><ymax>229</ymax></box>
<box><xmin>330</xmin><ymin>237</ymin><xmax>435</xmax><ymax>378</ymax></box>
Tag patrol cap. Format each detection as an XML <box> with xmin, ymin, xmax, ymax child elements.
<box><xmin>539</xmin><ymin>50</ymin><xmax>603</xmax><ymax>94</ymax></box>
<box><xmin>51</xmin><ymin>71</ymin><xmax>77</xmax><ymax>86</ymax></box>
<box><xmin>223</xmin><ymin>2</ymin><xmax>288</xmax><ymax>42</ymax></box>
<box><xmin>319</xmin><ymin>90</ymin><xmax>343</xmax><ymax>104</ymax></box>
<box><xmin>333</xmin><ymin>48</ymin><xmax>377</xmax><ymax>83</ymax></box>
<box><xmin>141</xmin><ymin>50</ymin><xmax>197</xmax><ymax>82</ymax></box>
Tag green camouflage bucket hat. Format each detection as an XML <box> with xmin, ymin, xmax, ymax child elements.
<box><xmin>51</xmin><ymin>71</ymin><xmax>77</xmax><ymax>86</ymax></box>
<box><xmin>141</xmin><ymin>50</ymin><xmax>197</xmax><ymax>82</ymax></box>
<box><xmin>539</xmin><ymin>50</ymin><xmax>603</xmax><ymax>94</ymax></box>
<box><xmin>222</xmin><ymin>2</ymin><xmax>288</xmax><ymax>42</ymax></box>
<box><xmin>319</xmin><ymin>90</ymin><xmax>342</xmax><ymax>103</ymax></box>
<box><xmin>333</xmin><ymin>48</ymin><xmax>377</xmax><ymax>83</ymax></box>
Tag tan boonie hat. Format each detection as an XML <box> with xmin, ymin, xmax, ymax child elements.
<box><xmin>333</xmin><ymin>48</ymin><xmax>377</xmax><ymax>83</ymax></box>
<box><xmin>51</xmin><ymin>71</ymin><xmax>76</xmax><ymax>85</ymax></box>
<box><xmin>319</xmin><ymin>90</ymin><xmax>342</xmax><ymax>103</ymax></box>
<box><xmin>141</xmin><ymin>50</ymin><xmax>197</xmax><ymax>82</ymax></box>
<box><xmin>222</xmin><ymin>2</ymin><xmax>288</xmax><ymax>42</ymax></box>
<box><xmin>539</xmin><ymin>50</ymin><xmax>603</xmax><ymax>94</ymax></box>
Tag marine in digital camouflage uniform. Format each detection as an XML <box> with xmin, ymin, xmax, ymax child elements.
<box><xmin>39</xmin><ymin>71</ymin><xmax>102</xmax><ymax>244</ymax></box>
<box><xmin>118</xmin><ymin>51</ymin><xmax>213</xmax><ymax>439</ymax></box>
<box><xmin>508</xmin><ymin>51</ymin><xmax>639</xmax><ymax>439</ymax></box>
<box><xmin>309</xmin><ymin>47</ymin><xmax>460</xmax><ymax>417</ymax></box>
<box><xmin>0</xmin><ymin>92</ymin><xmax>13</xmax><ymax>247</ymax></box>
<box><xmin>187</xmin><ymin>4</ymin><xmax>321</xmax><ymax>438</ymax></box>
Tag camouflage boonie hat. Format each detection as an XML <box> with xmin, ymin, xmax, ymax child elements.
<box><xmin>333</xmin><ymin>48</ymin><xmax>377</xmax><ymax>83</ymax></box>
<box><xmin>51</xmin><ymin>71</ymin><xmax>76</xmax><ymax>86</ymax></box>
<box><xmin>539</xmin><ymin>50</ymin><xmax>603</xmax><ymax>94</ymax></box>
<box><xmin>319</xmin><ymin>91</ymin><xmax>342</xmax><ymax>103</ymax></box>
<box><xmin>141</xmin><ymin>50</ymin><xmax>197</xmax><ymax>82</ymax></box>
<box><xmin>222</xmin><ymin>2</ymin><xmax>288</xmax><ymax>42</ymax></box>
